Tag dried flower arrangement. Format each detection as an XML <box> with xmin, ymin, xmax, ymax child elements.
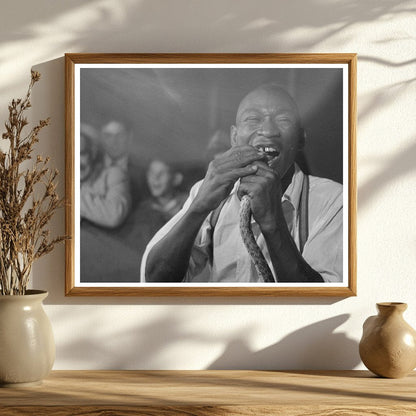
<box><xmin>0</xmin><ymin>71</ymin><xmax>66</xmax><ymax>295</ymax></box>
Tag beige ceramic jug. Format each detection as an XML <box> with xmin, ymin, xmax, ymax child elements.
<box><xmin>359</xmin><ymin>302</ymin><xmax>416</xmax><ymax>378</ymax></box>
<box><xmin>0</xmin><ymin>290</ymin><xmax>55</xmax><ymax>386</ymax></box>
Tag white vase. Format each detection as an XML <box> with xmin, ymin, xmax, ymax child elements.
<box><xmin>0</xmin><ymin>290</ymin><xmax>55</xmax><ymax>387</ymax></box>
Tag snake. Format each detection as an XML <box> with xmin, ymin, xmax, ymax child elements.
<box><xmin>239</xmin><ymin>194</ymin><xmax>276</xmax><ymax>283</ymax></box>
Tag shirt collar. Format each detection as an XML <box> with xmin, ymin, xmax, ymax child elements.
<box><xmin>104</xmin><ymin>154</ymin><xmax>128</xmax><ymax>170</ymax></box>
<box><xmin>282</xmin><ymin>163</ymin><xmax>304</xmax><ymax>212</ymax></box>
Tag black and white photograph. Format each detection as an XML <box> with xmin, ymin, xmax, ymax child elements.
<box><xmin>65</xmin><ymin>54</ymin><xmax>356</xmax><ymax>296</ymax></box>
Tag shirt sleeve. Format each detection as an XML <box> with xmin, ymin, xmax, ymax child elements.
<box><xmin>302</xmin><ymin>178</ymin><xmax>344</xmax><ymax>283</ymax></box>
<box><xmin>81</xmin><ymin>166</ymin><xmax>131</xmax><ymax>228</ymax></box>
<box><xmin>140</xmin><ymin>180</ymin><xmax>213</xmax><ymax>282</ymax></box>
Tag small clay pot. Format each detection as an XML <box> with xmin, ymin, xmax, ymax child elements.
<box><xmin>359</xmin><ymin>302</ymin><xmax>416</xmax><ymax>378</ymax></box>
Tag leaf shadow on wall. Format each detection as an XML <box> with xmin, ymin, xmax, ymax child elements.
<box><xmin>53</xmin><ymin>309</ymin><xmax>218</xmax><ymax>369</ymax></box>
<box><xmin>207</xmin><ymin>314</ymin><xmax>360</xmax><ymax>370</ymax></box>
<box><xmin>62</xmin><ymin>1</ymin><xmax>412</xmax><ymax>53</ymax></box>
<box><xmin>358</xmin><ymin>138</ymin><xmax>416</xmax><ymax>209</ymax></box>
<box><xmin>52</xmin><ymin>309</ymin><xmax>359</xmax><ymax>370</ymax></box>
<box><xmin>0</xmin><ymin>0</ymin><xmax>413</xmax><ymax>97</ymax></box>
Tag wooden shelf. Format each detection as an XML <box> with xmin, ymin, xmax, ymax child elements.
<box><xmin>1</xmin><ymin>370</ymin><xmax>415</xmax><ymax>415</ymax></box>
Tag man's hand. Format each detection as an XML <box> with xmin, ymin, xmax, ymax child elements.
<box><xmin>191</xmin><ymin>145</ymin><xmax>265</xmax><ymax>214</ymax></box>
<box><xmin>237</xmin><ymin>160</ymin><xmax>284</xmax><ymax>234</ymax></box>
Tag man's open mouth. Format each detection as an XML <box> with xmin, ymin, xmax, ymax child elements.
<box><xmin>255</xmin><ymin>145</ymin><xmax>280</xmax><ymax>166</ymax></box>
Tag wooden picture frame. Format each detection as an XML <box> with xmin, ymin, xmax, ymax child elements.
<box><xmin>65</xmin><ymin>53</ymin><xmax>356</xmax><ymax>296</ymax></box>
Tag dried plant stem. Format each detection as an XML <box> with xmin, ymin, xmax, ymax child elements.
<box><xmin>0</xmin><ymin>71</ymin><xmax>66</xmax><ymax>295</ymax></box>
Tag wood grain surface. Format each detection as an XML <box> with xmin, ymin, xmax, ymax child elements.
<box><xmin>1</xmin><ymin>370</ymin><xmax>415</xmax><ymax>415</ymax></box>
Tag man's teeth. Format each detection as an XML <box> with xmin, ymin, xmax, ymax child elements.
<box><xmin>257</xmin><ymin>146</ymin><xmax>279</xmax><ymax>156</ymax></box>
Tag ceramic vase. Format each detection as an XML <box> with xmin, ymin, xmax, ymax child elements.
<box><xmin>0</xmin><ymin>290</ymin><xmax>55</xmax><ymax>387</ymax></box>
<box><xmin>359</xmin><ymin>302</ymin><xmax>416</xmax><ymax>378</ymax></box>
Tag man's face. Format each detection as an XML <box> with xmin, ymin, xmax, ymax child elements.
<box><xmin>101</xmin><ymin>121</ymin><xmax>129</xmax><ymax>160</ymax></box>
<box><xmin>231</xmin><ymin>87</ymin><xmax>304</xmax><ymax>178</ymax></box>
<box><xmin>147</xmin><ymin>160</ymin><xmax>175</xmax><ymax>198</ymax></box>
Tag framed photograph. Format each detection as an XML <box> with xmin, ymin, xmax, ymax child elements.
<box><xmin>65</xmin><ymin>53</ymin><xmax>356</xmax><ymax>296</ymax></box>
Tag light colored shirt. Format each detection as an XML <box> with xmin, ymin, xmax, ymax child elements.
<box><xmin>81</xmin><ymin>154</ymin><xmax>131</xmax><ymax>228</ymax></box>
<box><xmin>141</xmin><ymin>165</ymin><xmax>343</xmax><ymax>283</ymax></box>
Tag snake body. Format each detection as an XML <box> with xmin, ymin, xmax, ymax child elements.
<box><xmin>239</xmin><ymin>195</ymin><xmax>275</xmax><ymax>283</ymax></box>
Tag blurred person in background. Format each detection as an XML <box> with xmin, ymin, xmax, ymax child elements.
<box><xmin>143</xmin><ymin>158</ymin><xmax>187</xmax><ymax>222</ymax></box>
<box><xmin>80</xmin><ymin>120</ymin><xmax>132</xmax><ymax>228</ymax></box>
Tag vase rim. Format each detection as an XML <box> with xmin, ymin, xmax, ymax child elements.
<box><xmin>377</xmin><ymin>302</ymin><xmax>407</xmax><ymax>311</ymax></box>
<box><xmin>0</xmin><ymin>289</ymin><xmax>48</xmax><ymax>300</ymax></box>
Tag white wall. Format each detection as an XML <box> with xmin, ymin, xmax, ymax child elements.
<box><xmin>1</xmin><ymin>0</ymin><xmax>415</xmax><ymax>370</ymax></box>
